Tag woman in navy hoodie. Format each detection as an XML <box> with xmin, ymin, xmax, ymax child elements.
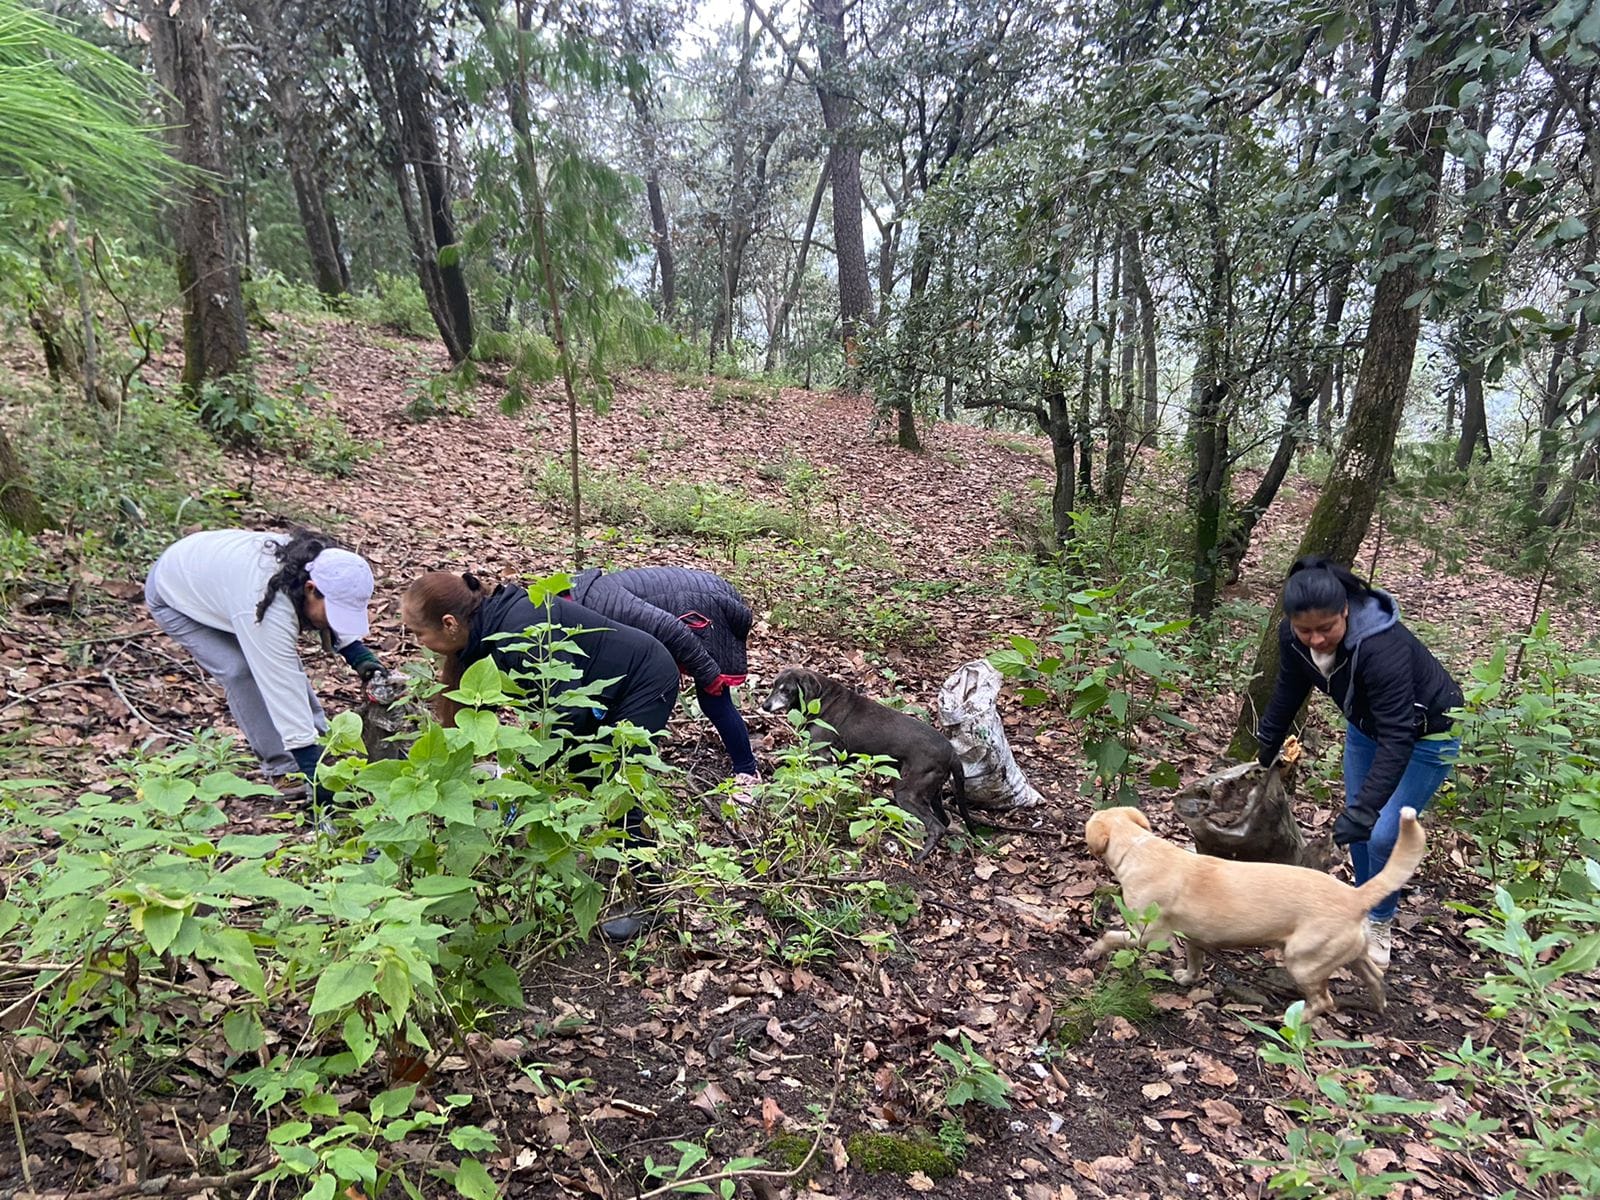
<box><xmin>1254</xmin><ymin>556</ymin><xmax>1463</xmax><ymax>970</ymax></box>
<box><xmin>567</xmin><ymin>567</ymin><xmax>758</xmax><ymax>787</ymax></box>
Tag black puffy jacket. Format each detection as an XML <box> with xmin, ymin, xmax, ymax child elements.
<box><xmin>1256</xmin><ymin>589</ymin><xmax>1463</xmax><ymax>820</ymax></box>
<box><xmin>569</xmin><ymin>567</ymin><xmax>752</xmax><ymax>691</ymax></box>
<box><xmin>462</xmin><ymin>585</ymin><xmax>679</xmax><ymax>734</ymax></box>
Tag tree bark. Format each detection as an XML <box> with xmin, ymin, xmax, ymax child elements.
<box><xmin>628</xmin><ymin>84</ymin><xmax>676</xmax><ymax>317</ymax></box>
<box><xmin>764</xmin><ymin>163</ymin><xmax>829</xmax><ymax>374</ymax></box>
<box><xmin>1105</xmin><ymin>227</ymin><xmax>1139</xmax><ymax>512</ymax></box>
<box><xmin>813</xmin><ymin>0</ymin><xmax>873</xmax><ymax>354</ymax></box>
<box><xmin>240</xmin><ymin>0</ymin><xmax>349</xmax><ymax>297</ymax></box>
<box><xmin>351</xmin><ymin>0</ymin><xmax>473</xmax><ymax>360</ymax></box>
<box><xmin>1130</xmin><ymin>229</ymin><xmax>1158</xmax><ymax>445</ymax></box>
<box><xmin>0</xmin><ymin>423</ymin><xmax>46</xmax><ymax>534</ymax></box>
<box><xmin>146</xmin><ymin>0</ymin><xmax>250</xmax><ymax>393</ymax></box>
<box><xmin>1232</xmin><ymin>5</ymin><xmax>1457</xmax><ymax>755</ymax></box>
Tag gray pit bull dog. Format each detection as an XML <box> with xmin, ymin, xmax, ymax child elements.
<box><xmin>760</xmin><ymin>667</ymin><xmax>974</xmax><ymax>861</ymax></box>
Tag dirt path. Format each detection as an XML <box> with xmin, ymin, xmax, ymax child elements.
<box><xmin>0</xmin><ymin>317</ymin><xmax>1576</xmax><ymax>1198</ymax></box>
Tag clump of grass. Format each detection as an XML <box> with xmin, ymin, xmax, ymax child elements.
<box><xmin>1055</xmin><ymin>971</ymin><xmax>1156</xmax><ymax>1047</ymax></box>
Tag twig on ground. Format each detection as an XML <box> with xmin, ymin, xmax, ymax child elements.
<box><xmin>0</xmin><ymin>676</ymin><xmax>109</xmax><ymax>717</ymax></box>
<box><xmin>104</xmin><ymin>671</ymin><xmax>186</xmax><ymax>741</ymax></box>
<box><xmin>33</xmin><ymin>1161</ymin><xmax>272</xmax><ymax>1200</ymax></box>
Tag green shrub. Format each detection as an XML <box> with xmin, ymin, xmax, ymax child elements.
<box><xmin>990</xmin><ymin>561</ymin><xmax>1192</xmax><ymax>805</ymax></box>
<box><xmin>350</xmin><ymin>271</ymin><xmax>437</xmax><ymax>340</ymax></box>
<box><xmin>0</xmin><ymin>597</ymin><xmax>672</xmax><ymax>1197</ymax></box>
<box><xmin>1450</xmin><ymin>618</ymin><xmax>1600</xmax><ymax>904</ymax></box>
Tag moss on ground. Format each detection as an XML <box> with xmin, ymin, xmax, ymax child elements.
<box><xmin>845</xmin><ymin>1131</ymin><xmax>957</xmax><ymax>1178</ymax></box>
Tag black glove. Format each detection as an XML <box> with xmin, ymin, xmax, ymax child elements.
<box><xmin>1333</xmin><ymin>807</ymin><xmax>1377</xmax><ymax>847</ymax></box>
<box><xmin>355</xmin><ymin>657</ymin><xmax>385</xmax><ymax>683</ymax></box>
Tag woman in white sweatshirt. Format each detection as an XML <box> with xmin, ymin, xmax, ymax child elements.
<box><xmin>145</xmin><ymin>528</ymin><xmax>384</xmax><ymax>782</ymax></box>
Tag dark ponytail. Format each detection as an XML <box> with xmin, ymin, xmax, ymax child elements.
<box><xmin>256</xmin><ymin>528</ymin><xmax>347</xmax><ymax>626</ymax></box>
<box><xmin>1282</xmin><ymin>555</ymin><xmax>1370</xmax><ymax>616</ymax></box>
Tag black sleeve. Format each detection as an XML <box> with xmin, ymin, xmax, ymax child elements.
<box><xmin>1255</xmin><ymin>621</ymin><xmax>1314</xmax><ymax>765</ymax></box>
<box><xmin>588</xmin><ymin>575</ymin><xmax>721</xmax><ymax>687</ymax></box>
<box><xmin>1349</xmin><ymin>632</ymin><xmax>1420</xmax><ymax>817</ymax></box>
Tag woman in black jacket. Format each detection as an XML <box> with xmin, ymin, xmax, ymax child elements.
<box><xmin>1255</xmin><ymin>556</ymin><xmax>1463</xmax><ymax>970</ymax></box>
<box><xmin>401</xmin><ymin>571</ymin><xmax>680</xmax><ymax>942</ymax></box>
<box><xmin>568</xmin><ymin>566</ymin><xmax>758</xmax><ymax>785</ymax></box>
<box><xmin>400</xmin><ymin>570</ymin><xmax>679</xmax><ymax>741</ymax></box>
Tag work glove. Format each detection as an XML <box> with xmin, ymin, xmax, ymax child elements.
<box><xmin>354</xmin><ymin>657</ymin><xmax>386</xmax><ymax>683</ymax></box>
<box><xmin>1333</xmin><ymin>806</ymin><xmax>1378</xmax><ymax>847</ymax></box>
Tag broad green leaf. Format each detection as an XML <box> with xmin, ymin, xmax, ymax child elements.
<box><xmin>310</xmin><ymin>960</ymin><xmax>378</xmax><ymax>1016</ymax></box>
<box><xmin>371</xmin><ymin>1085</ymin><xmax>417</xmax><ymax>1121</ymax></box>
<box><xmin>222</xmin><ymin>1009</ymin><xmax>265</xmax><ymax>1053</ymax></box>
<box><xmin>325</xmin><ymin>1145</ymin><xmax>378</xmax><ymax>1184</ymax></box>
<box><xmin>141</xmin><ymin>905</ymin><xmax>185</xmax><ymax>955</ymax></box>
<box><xmin>454</xmin><ymin>1156</ymin><xmax>499</xmax><ymax>1200</ymax></box>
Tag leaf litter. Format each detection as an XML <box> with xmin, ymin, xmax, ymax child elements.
<box><xmin>0</xmin><ymin>315</ymin><xmax>1577</xmax><ymax>1198</ymax></box>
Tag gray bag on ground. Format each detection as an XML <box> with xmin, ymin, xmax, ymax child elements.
<box><xmin>936</xmin><ymin>660</ymin><xmax>1044</xmax><ymax>811</ymax></box>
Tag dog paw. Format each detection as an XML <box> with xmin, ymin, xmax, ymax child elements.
<box><xmin>1172</xmin><ymin>968</ymin><xmax>1200</xmax><ymax>986</ymax></box>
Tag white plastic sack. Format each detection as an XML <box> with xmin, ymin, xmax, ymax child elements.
<box><xmin>936</xmin><ymin>659</ymin><xmax>1044</xmax><ymax>811</ymax></box>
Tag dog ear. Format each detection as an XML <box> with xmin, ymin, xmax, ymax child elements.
<box><xmin>1084</xmin><ymin>812</ymin><xmax>1110</xmax><ymax>857</ymax></box>
<box><xmin>1129</xmin><ymin>807</ymin><xmax>1152</xmax><ymax>831</ymax></box>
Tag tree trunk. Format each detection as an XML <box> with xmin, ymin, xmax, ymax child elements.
<box><xmin>1105</xmin><ymin>227</ymin><xmax>1139</xmax><ymax>512</ymax></box>
<box><xmin>886</xmin><ymin>233</ymin><xmax>934</xmax><ymax>452</ymax></box>
<box><xmin>351</xmin><ymin>0</ymin><xmax>473</xmax><ymax>361</ymax></box>
<box><xmin>1190</xmin><ymin>376</ymin><xmax>1230</xmax><ymax>619</ymax></box>
<box><xmin>1453</xmin><ymin>354</ymin><xmax>1491</xmax><ymax>468</ymax></box>
<box><xmin>628</xmin><ymin>84</ymin><xmax>676</xmax><ymax>317</ymax></box>
<box><xmin>1232</xmin><ymin>5</ymin><xmax>1457</xmax><ymax>756</ymax></box>
<box><xmin>813</xmin><ymin>0</ymin><xmax>873</xmax><ymax>354</ymax></box>
<box><xmin>0</xmin><ymin>423</ymin><xmax>46</xmax><ymax>534</ymax></box>
<box><xmin>1538</xmin><ymin>437</ymin><xmax>1598</xmax><ymax>526</ymax></box>
<box><xmin>146</xmin><ymin>0</ymin><xmax>249</xmax><ymax>393</ymax></box>
<box><xmin>240</xmin><ymin>0</ymin><xmax>349</xmax><ymax>298</ymax></box>
<box><xmin>1047</xmin><ymin>382</ymin><xmax>1076</xmax><ymax>549</ymax></box>
<box><xmin>288</xmin><ymin>160</ymin><xmax>348</xmax><ymax>297</ymax></box>
<box><xmin>1130</xmin><ymin>230</ymin><xmax>1158</xmax><ymax>445</ymax></box>
<box><xmin>764</xmin><ymin>163</ymin><xmax>829</xmax><ymax>375</ymax></box>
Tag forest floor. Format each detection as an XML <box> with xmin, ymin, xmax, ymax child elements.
<box><xmin>1</xmin><ymin>313</ymin><xmax>1596</xmax><ymax>1199</ymax></box>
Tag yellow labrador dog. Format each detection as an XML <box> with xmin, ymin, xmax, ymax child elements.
<box><xmin>1084</xmin><ymin>805</ymin><xmax>1426</xmax><ymax>1017</ymax></box>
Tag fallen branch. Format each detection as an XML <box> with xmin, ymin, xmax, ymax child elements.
<box><xmin>105</xmin><ymin>671</ymin><xmax>186</xmax><ymax>741</ymax></box>
<box><xmin>0</xmin><ymin>676</ymin><xmax>109</xmax><ymax>717</ymax></box>
<box><xmin>35</xmin><ymin>1161</ymin><xmax>272</xmax><ymax>1200</ymax></box>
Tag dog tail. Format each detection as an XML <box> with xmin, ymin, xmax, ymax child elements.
<box><xmin>1352</xmin><ymin>807</ymin><xmax>1426</xmax><ymax>908</ymax></box>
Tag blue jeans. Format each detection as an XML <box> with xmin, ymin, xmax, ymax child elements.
<box><xmin>696</xmin><ymin>685</ymin><xmax>758</xmax><ymax>776</ymax></box>
<box><xmin>1343</xmin><ymin>725</ymin><xmax>1458</xmax><ymax>922</ymax></box>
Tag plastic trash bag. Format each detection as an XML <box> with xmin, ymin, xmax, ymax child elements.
<box><xmin>936</xmin><ymin>659</ymin><xmax>1044</xmax><ymax>811</ymax></box>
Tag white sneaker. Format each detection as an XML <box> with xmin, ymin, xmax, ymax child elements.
<box><xmin>1366</xmin><ymin>918</ymin><xmax>1394</xmax><ymax>972</ymax></box>
<box><xmin>729</xmin><ymin>772</ymin><xmax>762</xmax><ymax>808</ymax></box>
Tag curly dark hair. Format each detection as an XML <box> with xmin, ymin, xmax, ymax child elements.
<box><xmin>255</xmin><ymin>528</ymin><xmax>349</xmax><ymax>627</ymax></box>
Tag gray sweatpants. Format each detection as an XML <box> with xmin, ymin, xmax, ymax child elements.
<box><xmin>144</xmin><ymin>568</ymin><xmax>327</xmax><ymax>776</ymax></box>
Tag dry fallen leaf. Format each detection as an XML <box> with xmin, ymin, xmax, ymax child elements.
<box><xmin>1141</xmin><ymin>1081</ymin><xmax>1173</xmax><ymax>1101</ymax></box>
<box><xmin>906</xmin><ymin>1170</ymin><xmax>936</xmax><ymax>1191</ymax></box>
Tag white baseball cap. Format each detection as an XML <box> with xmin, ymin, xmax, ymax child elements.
<box><xmin>307</xmin><ymin>548</ymin><xmax>374</xmax><ymax>642</ymax></box>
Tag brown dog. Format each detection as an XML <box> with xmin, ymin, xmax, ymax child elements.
<box><xmin>760</xmin><ymin>667</ymin><xmax>972</xmax><ymax>861</ymax></box>
<box><xmin>1084</xmin><ymin>805</ymin><xmax>1426</xmax><ymax>1017</ymax></box>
